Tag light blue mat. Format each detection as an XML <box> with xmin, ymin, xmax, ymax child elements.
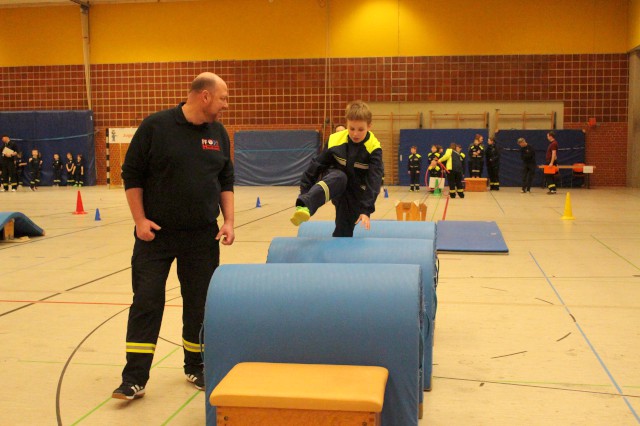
<box><xmin>0</xmin><ymin>212</ymin><xmax>45</xmax><ymax>237</ymax></box>
<box><xmin>436</xmin><ymin>220</ymin><xmax>508</xmax><ymax>253</ymax></box>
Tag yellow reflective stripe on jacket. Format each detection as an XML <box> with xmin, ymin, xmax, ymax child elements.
<box><xmin>328</xmin><ymin>130</ymin><xmax>382</xmax><ymax>154</ymax></box>
<box><xmin>126</xmin><ymin>342</ymin><xmax>156</xmax><ymax>354</ymax></box>
<box><xmin>328</xmin><ymin>129</ymin><xmax>348</xmax><ymax>148</ymax></box>
<box><xmin>183</xmin><ymin>338</ymin><xmax>202</xmax><ymax>353</ymax></box>
<box><xmin>354</xmin><ymin>162</ymin><xmax>369</xmax><ymax>169</ymax></box>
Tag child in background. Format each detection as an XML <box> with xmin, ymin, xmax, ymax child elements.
<box><xmin>407</xmin><ymin>145</ymin><xmax>422</xmax><ymax>192</ymax></box>
<box><xmin>15</xmin><ymin>151</ymin><xmax>26</xmax><ymax>188</ymax></box>
<box><xmin>427</xmin><ymin>144</ymin><xmax>440</xmax><ymax>163</ymax></box>
<box><xmin>74</xmin><ymin>154</ymin><xmax>84</xmax><ymax>187</ymax></box>
<box><xmin>65</xmin><ymin>152</ymin><xmax>75</xmax><ymax>186</ymax></box>
<box><xmin>468</xmin><ymin>134</ymin><xmax>484</xmax><ymax>178</ymax></box>
<box><xmin>28</xmin><ymin>149</ymin><xmax>43</xmax><ymax>191</ymax></box>
<box><xmin>485</xmin><ymin>136</ymin><xmax>500</xmax><ymax>190</ymax></box>
<box><xmin>52</xmin><ymin>153</ymin><xmax>63</xmax><ymax>186</ymax></box>
<box><xmin>427</xmin><ymin>159</ymin><xmax>443</xmax><ymax>192</ymax></box>
<box><xmin>290</xmin><ymin>100</ymin><xmax>384</xmax><ymax>237</ymax></box>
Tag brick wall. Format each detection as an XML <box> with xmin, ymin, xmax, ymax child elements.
<box><xmin>0</xmin><ymin>54</ymin><xmax>629</xmax><ymax>186</ymax></box>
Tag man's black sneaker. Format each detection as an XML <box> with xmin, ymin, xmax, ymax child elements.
<box><xmin>186</xmin><ymin>372</ymin><xmax>205</xmax><ymax>390</ymax></box>
<box><xmin>112</xmin><ymin>382</ymin><xmax>145</xmax><ymax>400</ymax></box>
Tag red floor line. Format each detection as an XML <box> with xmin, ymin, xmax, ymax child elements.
<box><xmin>0</xmin><ymin>299</ymin><xmax>183</xmax><ymax>307</ymax></box>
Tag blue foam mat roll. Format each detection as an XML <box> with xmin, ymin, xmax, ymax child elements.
<box><xmin>204</xmin><ymin>263</ymin><xmax>421</xmax><ymax>426</ymax></box>
<box><xmin>298</xmin><ymin>220</ymin><xmax>436</xmax><ymax>240</ymax></box>
<box><xmin>267</xmin><ymin>237</ymin><xmax>437</xmax><ymax>391</ymax></box>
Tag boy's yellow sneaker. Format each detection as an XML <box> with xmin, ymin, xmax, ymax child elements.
<box><xmin>290</xmin><ymin>206</ymin><xmax>310</xmax><ymax>226</ymax></box>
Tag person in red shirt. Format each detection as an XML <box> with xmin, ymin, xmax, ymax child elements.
<box><xmin>545</xmin><ymin>131</ymin><xmax>558</xmax><ymax>194</ymax></box>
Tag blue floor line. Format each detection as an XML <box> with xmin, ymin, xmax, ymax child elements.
<box><xmin>530</xmin><ymin>252</ymin><xmax>640</xmax><ymax>423</ymax></box>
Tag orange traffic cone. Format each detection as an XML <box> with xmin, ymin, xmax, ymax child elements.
<box><xmin>73</xmin><ymin>191</ymin><xmax>87</xmax><ymax>215</ymax></box>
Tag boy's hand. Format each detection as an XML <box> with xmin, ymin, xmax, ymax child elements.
<box><xmin>355</xmin><ymin>214</ymin><xmax>370</xmax><ymax>230</ymax></box>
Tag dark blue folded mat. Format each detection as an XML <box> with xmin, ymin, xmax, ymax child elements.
<box><xmin>436</xmin><ymin>220</ymin><xmax>508</xmax><ymax>253</ymax></box>
<box><xmin>0</xmin><ymin>212</ymin><xmax>45</xmax><ymax>238</ymax></box>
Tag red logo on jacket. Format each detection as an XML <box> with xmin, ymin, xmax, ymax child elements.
<box><xmin>202</xmin><ymin>139</ymin><xmax>220</xmax><ymax>151</ymax></box>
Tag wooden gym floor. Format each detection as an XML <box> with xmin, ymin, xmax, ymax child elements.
<box><xmin>0</xmin><ymin>185</ymin><xmax>639</xmax><ymax>425</ymax></box>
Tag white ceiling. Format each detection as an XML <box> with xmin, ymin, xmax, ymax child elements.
<box><xmin>0</xmin><ymin>0</ymin><xmax>195</xmax><ymax>7</ymax></box>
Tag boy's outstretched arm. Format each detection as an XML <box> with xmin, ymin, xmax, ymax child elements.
<box><xmin>358</xmin><ymin>148</ymin><xmax>384</xmax><ymax>229</ymax></box>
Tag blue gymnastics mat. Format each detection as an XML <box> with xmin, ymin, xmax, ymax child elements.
<box><xmin>0</xmin><ymin>212</ymin><xmax>45</xmax><ymax>238</ymax></box>
<box><xmin>436</xmin><ymin>220</ymin><xmax>508</xmax><ymax>254</ymax></box>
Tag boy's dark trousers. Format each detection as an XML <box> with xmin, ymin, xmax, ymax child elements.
<box><xmin>29</xmin><ymin>170</ymin><xmax>41</xmax><ymax>187</ymax></box>
<box><xmin>522</xmin><ymin>164</ymin><xmax>536</xmax><ymax>191</ymax></box>
<box><xmin>296</xmin><ymin>169</ymin><xmax>360</xmax><ymax>237</ymax></box>
<box><xmin>122</xmin><ymin>224</ymin><xmax>220</xmax><ymax>385</ymax></box>
<box><xmin>469</xmin><ymin>158</ymin><xmax>483</xmax><ymax>178</ymax></box>
<box><xmin>487</xmin><ymin>165</ymin><xmax>500</xmax><ymax>190</ymax></box>
<box><xmin>53</xmin><ymin>170</ymin><xmax>62</xmax><ymax>185</ymax></box>
<box><xmin>448</xmin><ymin>170</ymin><xmax>465</xmax><ymax>198</ymax></box>
<box><xmin>409</xmin><ymin>170</ymin><xmax>420</xmax><ymax>189</ymax></box>
<box><xmin>1</xmin><ymin>158</ymin><xmax>17</xmax><ymax>189</ymax></box>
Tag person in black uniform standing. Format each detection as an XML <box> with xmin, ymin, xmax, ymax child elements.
<box><xmin>65</xmin><ymin>152</ymin><xmax>75</xmax><ymax>186</ymax></box>
<box><xmin>485</xmin><ymin>136</ymin><xmax>500</xmax><ymax>190</ymax></box>
<box><xmin>290</xmin><ymin>100</ymin><xmax>383</xmax><ymax>237</ymax></box>
<box><xmin>27</xmin><ymin>149</ymin><xmax>42</xmax><ymax>191</ymax></box>
<box><xmin>468</xmin><ymin>134</ymin><xmax>484</xmax><ymax>178</ymax></box>
<box><xmin>74</xmin><ymin>153</ymin><xmax>85</xmax><ymax>187</ymax></box>
<box><xmin>113</xmin><ymin>72</ymin><xmax>235</xmax><ymax>400</ymax></box>
<box><xmin>52</xmin><ymin>153</ymin><xmax>63</xmax><ymax>186</ymax></box>
<box><xmin>438</xmin><ymin>143</ymin><xmax>465</xmax><ymax>198</ymax></box>
<box><xmin>407</xmin><ymin>145</ymin><xmax>422</xmax><ymax>191</ymax></box>
<box><xmin>1</xmin><ymin>135</ymin><xmax>19</xmax><ymax>192</ymax></box>
<box><xmin>518</xmin><ymin>137</ymin><xmax>536</xmax><ymax>193</ymax></box>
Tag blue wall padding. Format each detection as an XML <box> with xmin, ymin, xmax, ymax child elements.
<box><xmin>398</xmin><ymin>129</ymin><xmax>489</xmax><ymax>185</ymax></box>
<box><xmin>0</xmin><ymin>111</ymin><xmax>96</xmax><ymax>186</ymax></box>
<box><xmin>204</xmin><ymin>263</ymin><xmax>422</xmax><ymax>426</ymax></box>
<box><xmin>436</xmin><ymin>220</ymin><xmax>508</xmax><ymax>253</ymax></box>
<box><xmin>266</xmin><ymin>237</ymin><xmax>436</xmax><ymax>391</ymax></box>
<box><xmin>298</xmin><ymin>220</ymin><xmax>437</xmax><ymax>241</ymax></box>
<box><xmin>0</xmin><ymin>212</ymin><xmax>44</xmax><ymax>237</ymax></box>
<box><xmin>234</xmin><ymin>130</ymin><xmax>320</xmax><ymax>185</ymax></box>
<box><xmin>494</xmin><ymin>130</ymin><xmax>585</xmax><ymax>187</ymax></box>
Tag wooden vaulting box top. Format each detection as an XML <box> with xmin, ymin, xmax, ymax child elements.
<box><xmin>210</xmin><ymin>362</ymin><xmax>388</xmax><ymax>413</ymax></box>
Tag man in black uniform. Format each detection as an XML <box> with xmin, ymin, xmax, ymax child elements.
<box><xmin>407</xmin><ymin>145</ymin><xmax>422</xmax><ymax>191</ymax></box>
<box><xmin>114</xmin><ymin>73</ymin><xmax>235</xmax><ymax>400</ymax></box>
<box><xmin>1</xmin><ymin>135</ymin><xmax>19</xmax><ymax>192</ymax></box>
<box><xmin>518</xmin><ymin>137</ymin><xmax>536</xmax><ymax>193</ymax></box>
<box><xmin>485</xmin><ymin>136</ymin><xmax>500</xmax><ymax>190</ymax></box>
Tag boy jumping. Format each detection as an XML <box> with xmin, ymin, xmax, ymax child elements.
<box><xmin>290</xmin><ymin>101</ymin><xmax>384</xmax><ymax>237</ymax></box>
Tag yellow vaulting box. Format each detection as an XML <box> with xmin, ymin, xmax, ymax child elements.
<box><xmin>210</xmin><ymin>362</ymin><xmax>388</xmax><ymax>426</ymax></box>
<box><xmin>464</xmin><ymin>177</ymin><xmax>488</xmax><ymax>192</ymax></box>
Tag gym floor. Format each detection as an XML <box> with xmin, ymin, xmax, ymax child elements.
<box><xmin>1</xmin><ymin>185</ymin><xmax>639</xmax><ymax>425</ymax></box>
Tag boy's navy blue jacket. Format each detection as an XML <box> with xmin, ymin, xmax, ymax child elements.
<box><xmin>121</xmin><ymin>103</ymin><xmax>234</xmax><ymax>230</ymax></box>
<box><xmin>299</xmin><ymin>129</ymin><xmax>383</xmax><ymax>216</ymax></box>
<box><xmin>520</xmin><ymin>144</ymin><xmax>536</xmax><ymax>165</ymax></box>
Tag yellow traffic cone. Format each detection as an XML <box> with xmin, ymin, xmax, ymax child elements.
<box><xmin>561</xmin><ymin>192</ymin><xmax>575</xmax><ymax>220</ymax></box>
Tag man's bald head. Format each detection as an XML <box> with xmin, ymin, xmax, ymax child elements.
<box><xmin>190</xmin><ymin>72</ymin><xmax>221</xmax><ymax>93</ymax></box>
<box><xmin>183</xmin><ymin>72</ymin><xmax>229</xmax><ymax>125</ymax></box>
